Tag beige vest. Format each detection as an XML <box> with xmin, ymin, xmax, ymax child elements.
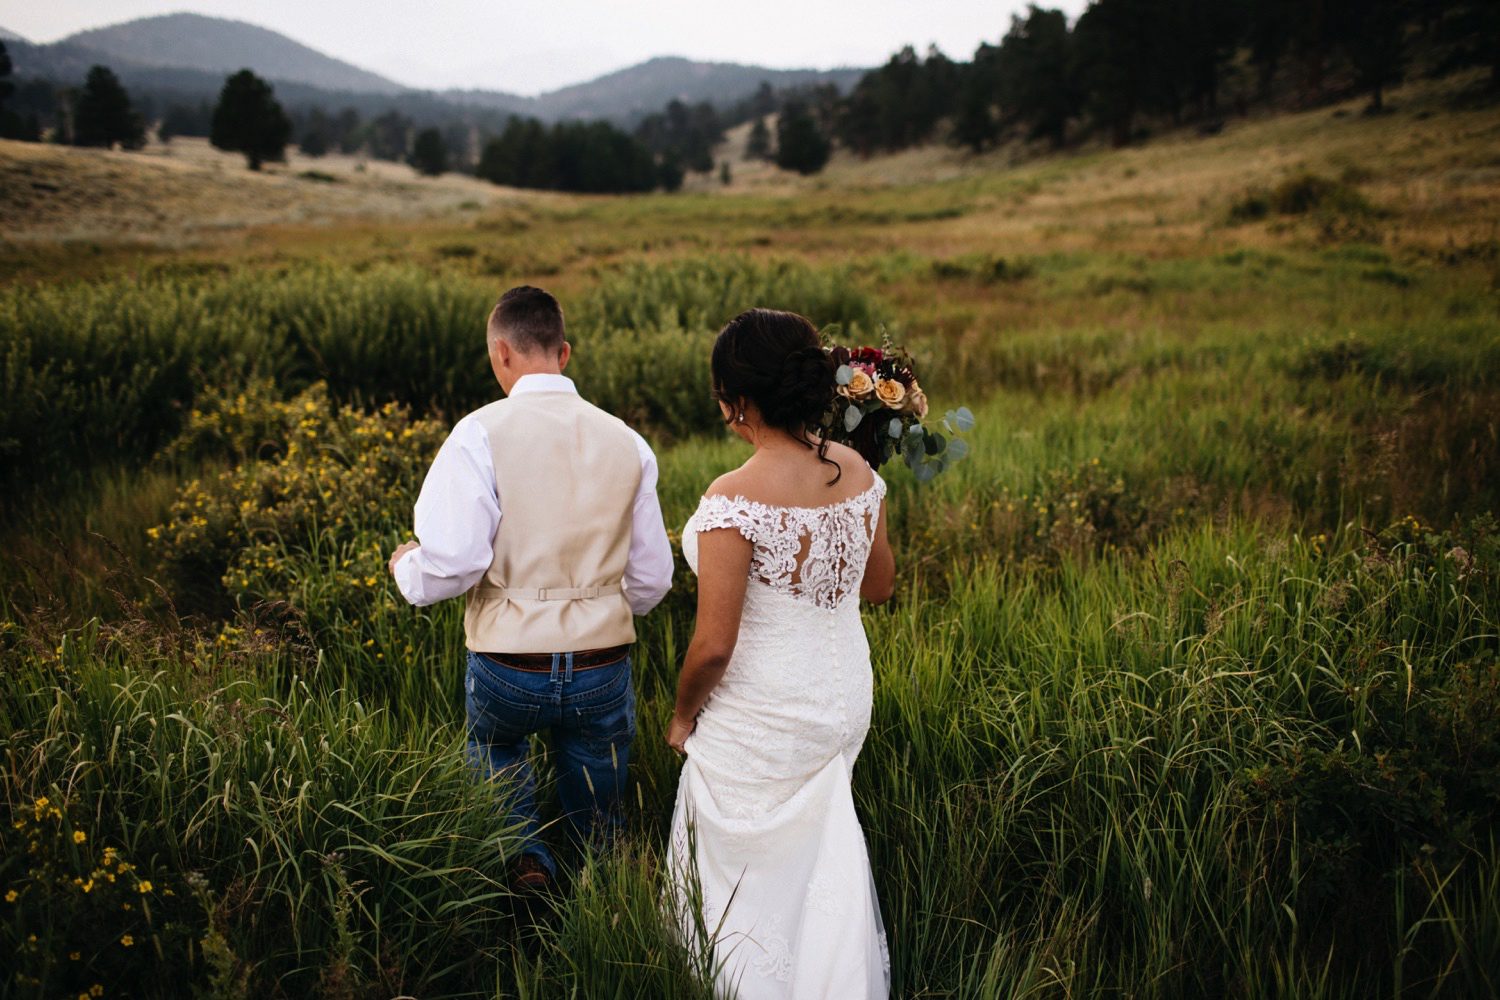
<box><xmin>463</xmin><ymin>390</ymin><xmax>643</xmax><ymax>654</ymax></box>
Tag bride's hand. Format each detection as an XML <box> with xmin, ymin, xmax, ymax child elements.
<box><xmin>666</xmin><ymin>713</ymin><xmax>696</xmax><ymax>755</ymax></box>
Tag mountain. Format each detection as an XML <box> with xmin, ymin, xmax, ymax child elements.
<box><xmin>5</xmin><ymin>13</ymin><xmax>865</xmax><ymax>128</ymax></box>
<box><xmin>0</xmin><ymin>26</ymin><xmax>29</xmax><ymax>43</ymax></box>
<box><xmin>61</xmin><ymin>13</ymin><xmax>405</xmax><ymax>95</ymax></box>
<box><xmin>525</xmin><ymin>56</ymin><xmax>865</xmax><ymax>123</ymax></box>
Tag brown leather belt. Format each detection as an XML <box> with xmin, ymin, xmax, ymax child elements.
<box><xmin>477</xmin><ymin>644</ymin><xmax>631</xmax><ymax>672</ymax></box>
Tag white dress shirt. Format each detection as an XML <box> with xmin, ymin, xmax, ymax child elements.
<box><xmin>394</xmin><ymin>373</ymin><xmax>674</xmax><ymax>615</ymax></box>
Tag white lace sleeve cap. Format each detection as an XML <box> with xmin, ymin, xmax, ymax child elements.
<box><xmin>684</xmin><ymin>493</ymin><xmax>762</xmax><ymax>544</ymax></box>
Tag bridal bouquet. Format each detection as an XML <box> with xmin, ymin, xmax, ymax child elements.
<box><xmin>821</xmin><ymin>333</ymin><xmax>974</xmax><ymax>482</ymax></box>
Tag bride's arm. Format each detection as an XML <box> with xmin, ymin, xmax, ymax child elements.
<box><xmin>860</xmin><ymin>499</ymin><xmax>895</xmax><ymax>605</ymax></box>
<box><xmin>667</xmin><ymin>527</ymin><xmax>752</xmax><ymax>751</ymax></box>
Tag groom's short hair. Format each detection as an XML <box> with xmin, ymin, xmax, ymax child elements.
<box><xmin>488</xmin><ymin>285</ymin><xmax>565</xmax><ymax>355</ymax></box>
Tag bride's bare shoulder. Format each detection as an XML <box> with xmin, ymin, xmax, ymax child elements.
<box><xmin>823</xmin><ymin>441</ymin><xmax>876</xmax><ymax>490</ymax></box>
<box><xmin>703</xmin><ymin>467</ymin><xmax>753</xmax><ymax>501</ymax></box>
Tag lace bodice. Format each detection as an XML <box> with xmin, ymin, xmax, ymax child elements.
<box><xmin>682</xmin><ymin>473</ymin><xmax>886</xmax><ymax>611</ymax></box>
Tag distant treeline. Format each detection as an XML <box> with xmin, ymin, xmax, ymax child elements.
<box><xmin>477</xmin><ymin>117</ymin><xmax>662</xmax><ymax>193</ymax></box>
<box><xmin>2</xmin><ymin>1</ymin><xmax>1494</xmax><ymax>190</ymax></box>
<box><xmin>832</xmin><ymin>0</ymin><xmax>1498</xmax><ymax>155</ymax></box>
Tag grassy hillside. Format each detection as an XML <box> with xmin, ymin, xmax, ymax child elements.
<box><xmin>1</xmin><ymin>72</ymin><xmax>1498</xmax><ymax>998</ymax></box>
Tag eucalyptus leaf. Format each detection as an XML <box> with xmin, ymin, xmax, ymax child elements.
<box><xmin>843</xmin><ymin>404</ymin><xmax>863</xmax><ymax>432</ymax></box>
<box><xmin>924</xmin><ymin>431</ymin><xmax>946</xmax><ymax>456</ymax></box>
<box><xmin>913</xmin><ymin>460</ymin><xmax>939</xmax><ymax>484</ymax></box>
<box><xmin>887</xmin><ymin>417</ymin><xmax>903</xmax><ymax>439</ymax></box>
<box><xmin>946</xmin><ymin>438</ymin><xmax>970</xmax><ymax>461</ymax></box>
<box><xmin>835</xmin><ymin>364</ymin><xmax>853</xmax><ymax>386</ymax></box>
<box><xmin>953</xmin><ymin>406</ymin><xmax>976</xmax><ymax>431</ymax></box>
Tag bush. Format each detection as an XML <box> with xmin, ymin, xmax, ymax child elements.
<box><xmin>1230</xmin><ymin>172</ymin><xmax>1382</xmax><ymax>224</ymax></box>
<box><xmin>149</xmin><ymin>381</ymin><xmax>445</xmax><ymax>614</ymax></box>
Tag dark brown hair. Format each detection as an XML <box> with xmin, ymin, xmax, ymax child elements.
<box><xmin>488</xmin><ymin>285</ymin><xmax>564</xmax><ymax>354</ymax></box>
<box><xmin>711</xmin><ymin>308</ymin><xmax>841</xmax><ymax>484</ymax></box>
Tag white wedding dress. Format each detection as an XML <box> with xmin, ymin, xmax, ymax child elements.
<box><xmin>667</xmin><ymin>473</ymin><xmax>891</xmax><ymax>1000</ymax></box>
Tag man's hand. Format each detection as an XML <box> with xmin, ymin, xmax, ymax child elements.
<box><xmin>389</xmin><ymin>540</ymin><xmax>420</xmax><ymax>577</ymax></box>
<box><xmin>666</xmin><ymin>712</ymin><xmax>696</xmax><ymax>756</ymax></box>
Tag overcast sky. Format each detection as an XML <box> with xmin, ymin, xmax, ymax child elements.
<box><xmin>5</xmin><ymin>1</ymin><xmax>1090</xmax><ymax>95</ymax></box>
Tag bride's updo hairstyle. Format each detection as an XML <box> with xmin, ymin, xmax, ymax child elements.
<box><xmin>711</xmin><ymin>308</ymin><xmax>842</xmax><ymax>484</ymax></box>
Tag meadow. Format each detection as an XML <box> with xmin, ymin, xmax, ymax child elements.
<box><xmin>2</xmin><ymin>75</ymin><xmax>1499</xmax><ymax>998</ymax></box>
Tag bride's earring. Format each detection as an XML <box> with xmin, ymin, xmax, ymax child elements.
<box><xmin>736</xmin><ymin>411</ymin><xmax>745</xmax><ymax>423</ymax></box>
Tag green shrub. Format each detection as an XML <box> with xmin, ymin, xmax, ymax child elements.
<box><xmin>1230</xmin><ymin>172</ymin><xmax>1382</xmax><ymax>224</ymax></box>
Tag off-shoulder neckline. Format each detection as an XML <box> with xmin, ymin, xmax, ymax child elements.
<box><xmin>695</xmin><ymin>473</ymin><xmax>884</xmax><ymax>516</ymax></box>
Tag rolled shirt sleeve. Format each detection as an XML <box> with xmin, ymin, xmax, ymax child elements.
<box><xmin>393</xmin><ymin>415</ymin><xmax>500</xmax><ymax>607</ymax></box>
<box><xmin>623</xmin><ymin>429</ymin><xmax>674</xmax><ymax>616</ymax></box>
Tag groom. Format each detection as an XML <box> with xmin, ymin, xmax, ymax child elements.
<box><xmin>387</xmin><ymin>285</ymin><xmax>673</xmax><ymax>892</ymax></box>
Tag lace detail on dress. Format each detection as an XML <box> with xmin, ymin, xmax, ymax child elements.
<box><xmin>684</xmin><ymin>474</ymin><xmax>885</xmax><ymax>611</ymax></box>
<box><xmin>751</xmin><ymin>914</ymin><xmax>794</xmax><ymax>982</ymax></box>
<box><xmin>805</xmin><ymin>873</ymin><xmax>844</xmax><ymax>916</ymax></box>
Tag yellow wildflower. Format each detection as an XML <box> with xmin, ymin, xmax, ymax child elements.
<box><xmin>119</xmin><ymin>934</ymin><xmax>133</xmax><ymax>947</ymax></box>
<box><xmin>4</xmin><ymin>889</ymin><xmax>16</xmax><ymax>903</ymax></box>
<box><xmin>137</xmin><ymin>880</ymin><xmax>153</xmax><ymax>894</ymax></box>
<box><xmin>73</xmin><ymin>830</ymin><xmax>87</xmax><ymax>844</ymax></box>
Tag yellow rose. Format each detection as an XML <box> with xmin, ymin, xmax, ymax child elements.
<box><xmin>874</xmin><ymin>378</ymin><xmax>906</xmax><ymax>408</ymax></box>
<box><xmin>837</xmin><ymin>369</ymin><xmax>875</xmax><ymax>400</ymax></box>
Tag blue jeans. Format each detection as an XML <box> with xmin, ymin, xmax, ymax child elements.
<box><xmin>464</xmin><ymin>649</ymin><xmax>636</xmax><ymax>878</ymax></box>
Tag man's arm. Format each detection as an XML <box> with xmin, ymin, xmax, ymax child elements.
<box><xmin>622</xmin><ymin>430</ymin><xmax>674</xmax><ymax>615</ymax></box>
<box><xmin>390</xmin><ymin>417</ymin><xmax>500</xmax><ymax>606</ymax></box>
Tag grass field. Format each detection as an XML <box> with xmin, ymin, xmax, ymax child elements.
<box><xmin>2</xmin><ymin>73</ymin><xmax>1499</xmax><ymax>998</ymax></box>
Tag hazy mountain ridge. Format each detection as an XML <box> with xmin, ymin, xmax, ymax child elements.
<box><xmin>526</xmin><ymin>56</ymin><xmax>865</xmax><ymax>123</ymax></box>
<box><xmin>7</xmin><ymin>14</ymin><xmax>864</xmax><ymax>125</ymax></box>
<box><xmin>0</xmin><ymin>25</ymin><xmax>28</xmax><ymax>43</ymax></box>
<box><xmin>62</xmin><ymin>13</ymin><xmax>406</xmax><ymax>95</ymax></box>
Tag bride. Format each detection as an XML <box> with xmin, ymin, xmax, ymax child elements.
<box><xmin>665</xmin><ymin>308</ymin><xmax>895</xmax><ymax>998</ymax></box>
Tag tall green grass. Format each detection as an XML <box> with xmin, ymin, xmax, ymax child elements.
<box><xmin>3</xmin><ymin>246</ymin><xmax>1499</xmax><ymax>996</ymax></box>
<box><xmin>0</xmin><ymin>258</ymin><xmax>885</xmax><ymax>494</ymax></box>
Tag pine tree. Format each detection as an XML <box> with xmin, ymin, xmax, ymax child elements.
<box><xmin>369</xmin><ymin>110</ymin><xmax>411</xmax><ymax>162</ymax></box>
<box><xmin>951</xmin><ymin>43</ymin><xmax>1000</xmax><ymax>153</ymax></box>
<box><xmin>774</xmin><ymin>100</ymin><xmax>831</xmax><ymax>175</ymax></box>
<box><xmin>73</xmin><ymin>65</ymin><xmax>145</xmax><ymax>149</ymax></box>
<box><xmin>0</xmin><ymin>41</ymin><xmax>26</xmax><ymax>141</ymax></box>
<box><xmin>335</xmin><ymin>107</ymin><xmax>363</xmax><ymax>154</ymax></box>
<box><xmin>745</xmin><ymin>116</ymin><xmax>772</xmax><ymax>160</ymax></box>
<box><xmin>0</xmin><ymin>42</ymin><xmax>13</xmax><ymax>121</ymax></box>
<box><xmin>211</xmin><ymin>70</ymin><xmax>290</xmax><ymax>170</ymax></box>
<box><xmin>997</xmin><ymin>7</ymin><xmax>1082</xmax><ymax>148</ymax></box>
<box><xmin>299</xmin><ymin>107</ymin><xmax>331</xmax><ymax>157</ymax></box>
<box><xmin>1345</xmin><ymin>0</ymin><xmax>1406</xmax><ymax>112</ymax></box>
<box><xmin>409</xmin><ymin>128</ymin><xmax>448</xmax><ymax>176</ymax></box>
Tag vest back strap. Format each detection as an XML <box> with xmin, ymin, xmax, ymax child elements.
<box><xmin>473</xmin><ymin>583</ymin><xmax>623</xmax><ymax>602</ymax></box>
